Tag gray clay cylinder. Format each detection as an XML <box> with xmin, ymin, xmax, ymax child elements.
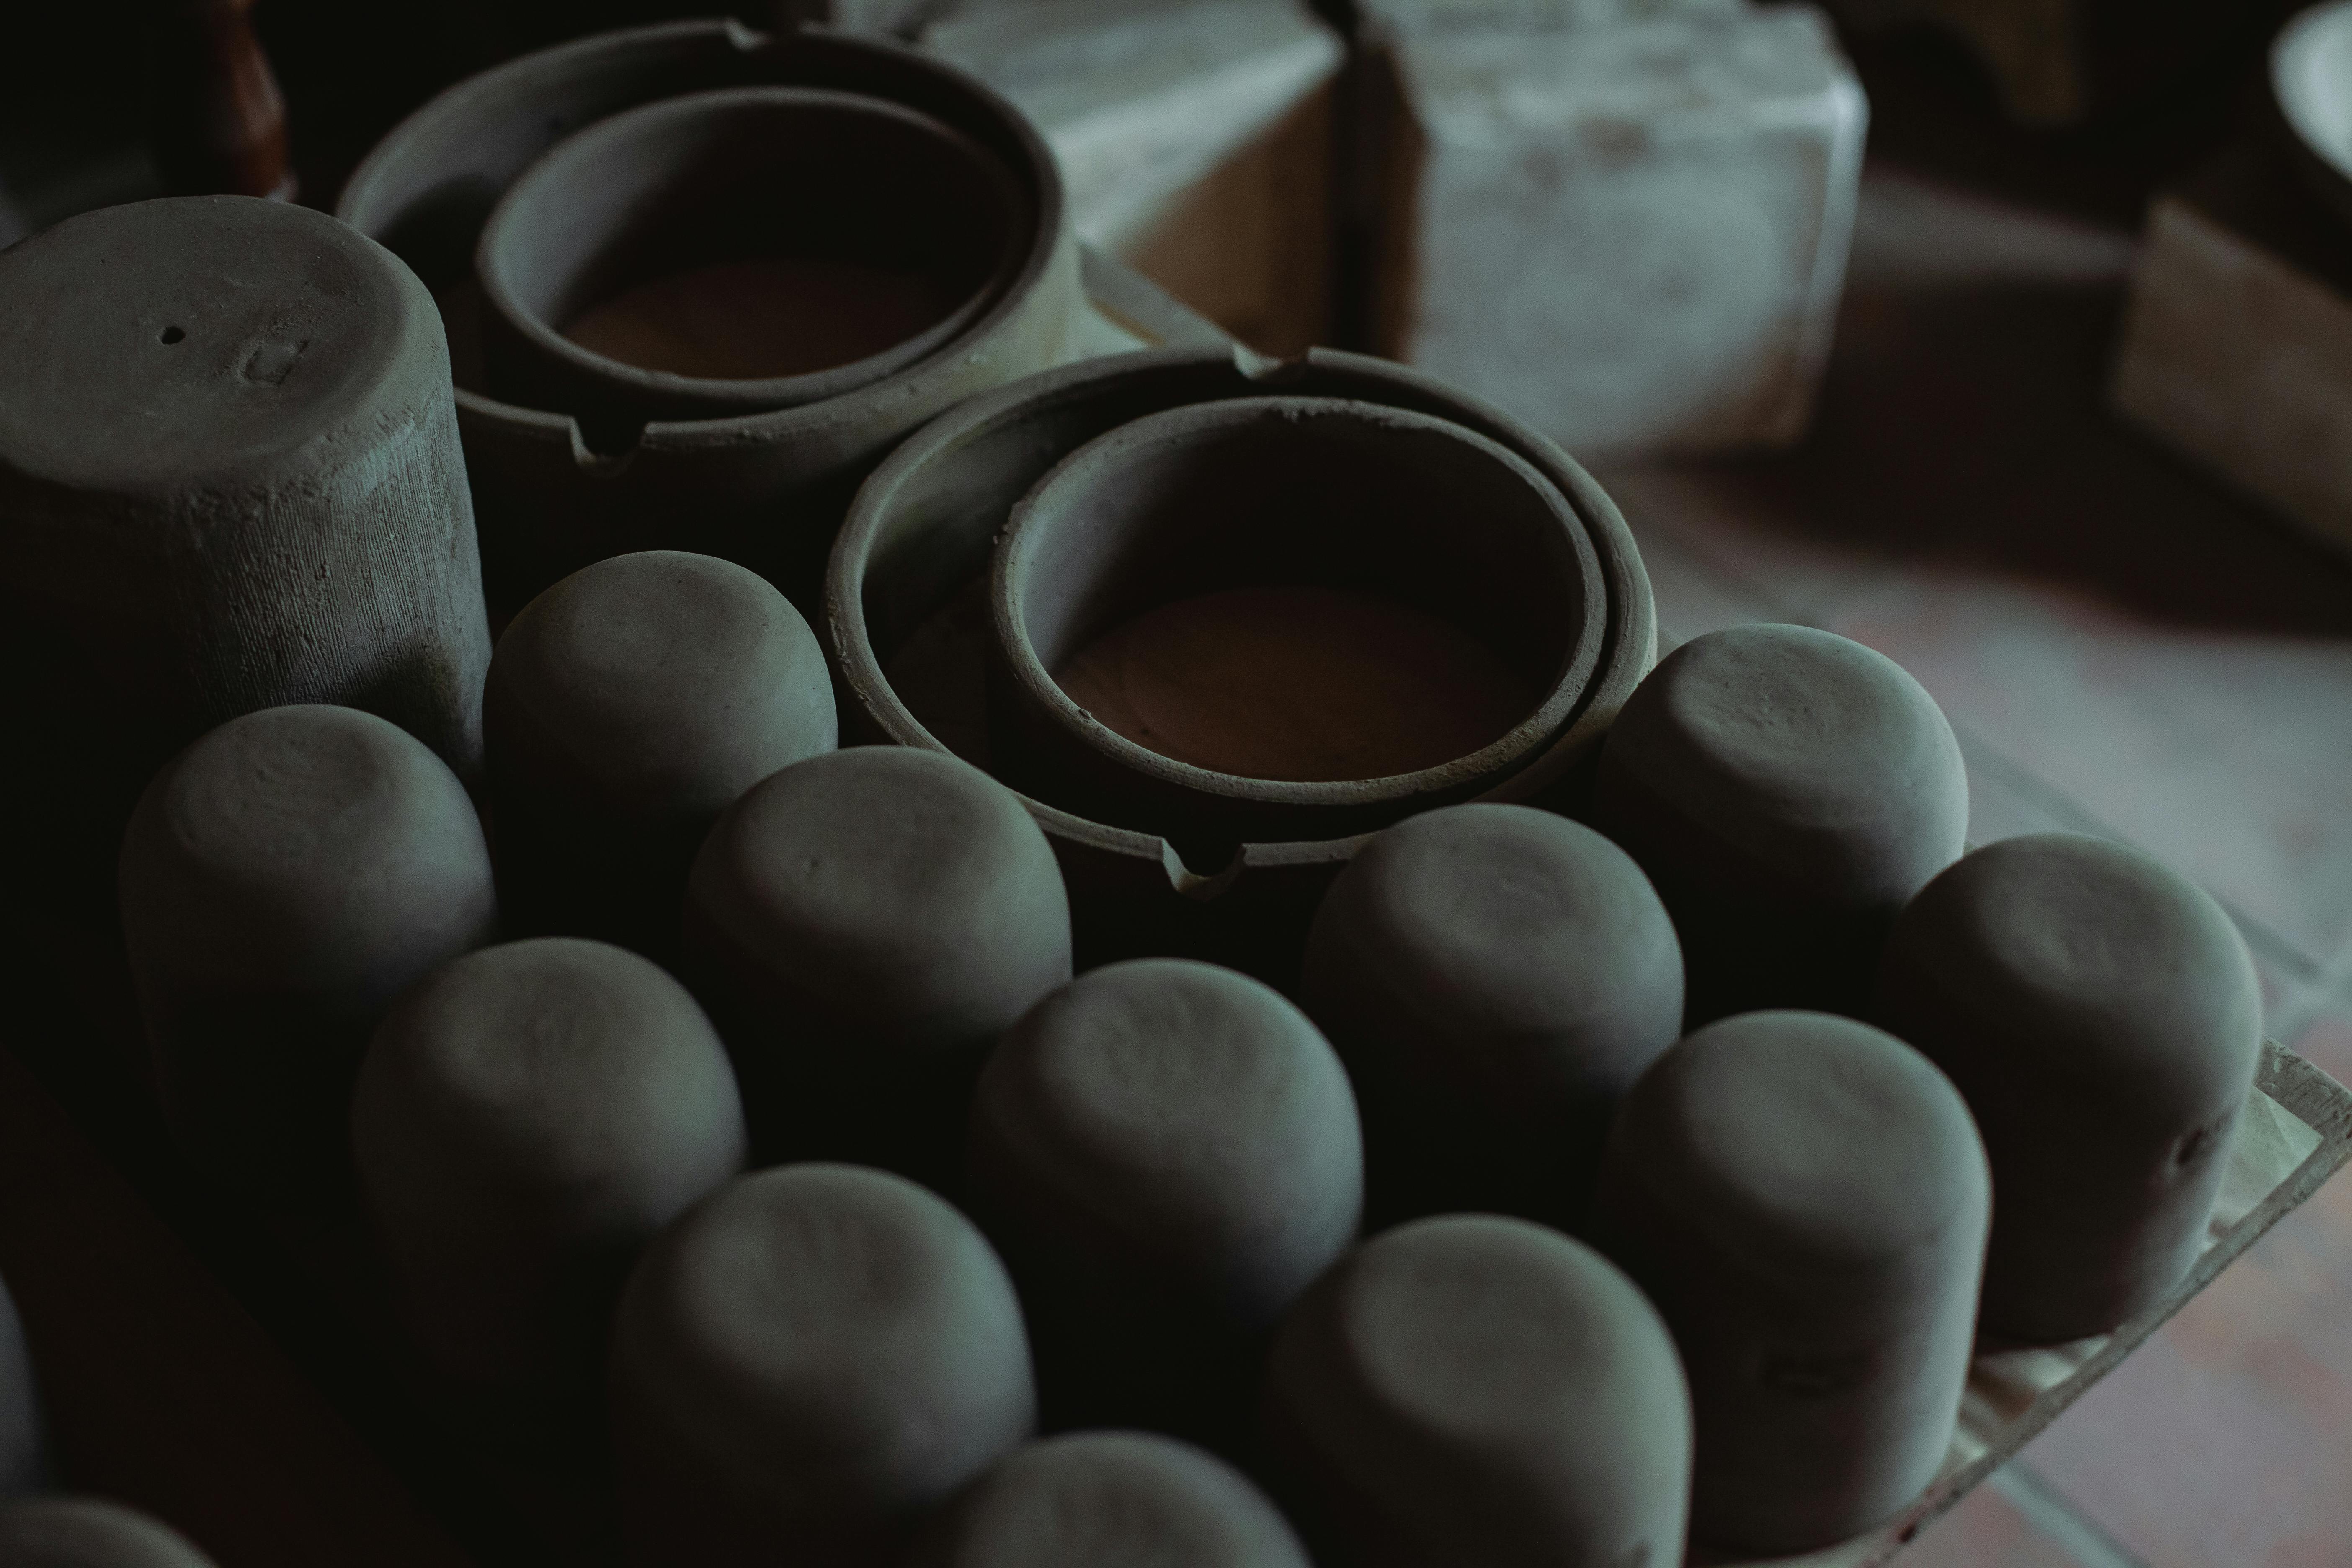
<box><xmin>609</xmin><ymin>1163</ymin><xmax>1035</xmax><ymax>1568</ymax></box>
<box><xmin>1592</xmin><ymin>623</ymin><xmax>1968</xmax><ymax>1024</ymax></box>
<box><xmin>968</xmin><ymin>958</ymin><xmax>1362</xmax><ymax>1443</ymax></box>
<box><xmin>117</xmin><ymin>705</ymin><xmax>499</xmax><ymax>1196</ymax></box>
<box><xmin>1300</xmin><ymin>802</ymin><xmax>1682</xmax><ymax>1228</ymax></box>
<box><xmin>907</xmin><ymin>1431</ymin><xmax>1310</xmax><ymax>1568</ymax></box>
<box><xmin>1262</xmin><ymin>1214</ymin><xmax>1690</xmax><ymax>1568</ymax></box>
<box><xmin>1877</xmin><ymin>833</ymin><xmax>2262</xmax><ymax>1344</ymax></box>
<box><xmin>681</xmin><ymin>747</ymin><xmax>1071</xmax><ymax>1181</ymax></box>
<box><xmin>1593</xmin><ymin>1011</ymin><xmax>1989</xmax><ymax>1555</ymax></box>
<box><xmin>0</xmin><ymin>1275</ymin><xmax>42</xmax><ymax>1499</ymax></box>
<box><xmin>0</xmin><ymin>1498</ymin><xmax>218</xmax><ymax>1568</ymax></box>
<box><xmin>0</xmin><ymin>196</ymin><xmax>490</xmax><ymax>917</ymax></box>
<box><xmin>352</xmin><ymin>937</ymin><xmax>748</xmax><ymax>1400</ymax></box>
<box><xmin>485</xmin><ymin>551</ymin><xmax>837</xmax><ymax>959</ymax></box>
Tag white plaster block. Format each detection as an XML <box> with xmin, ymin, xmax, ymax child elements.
<box><xmin>1365</xmin><ymin>2</ymin><xmax>1865</xmax><ymax>456</ymax></box>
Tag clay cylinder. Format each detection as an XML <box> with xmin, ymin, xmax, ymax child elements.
<box><xmin>352</xmin><ymin>937</ymin><xmax>747</xmax><ymax>1405</ymax></box>
<box><xmin>0</xmin><ymin>195</ymin><xmax>490</xmax><ymax>923</ymax></box>
<box><xmin>1877</xmin><ymin>832</ymin><xmax>2262</xmax><ymax>1344</ymax></box>
<box><xmin>1262</xmin><ymin>1214</ymin><xmax>1690</xmax><ymax>1568</ymax></box>
<box><xmin>681</xmin><ymin>747</ymin><xmax>1070</xmax><ymax>1181</ymax></box>
<box><xmin>609</xmin><ymin>1163</ymin><xmax>1035</xmax><ymax>1568</ymax></box>
<box><xmin>908</xmin><ymin>1431</ymin><xmax>1311</xmax><ymax>1568</ymax></box>
<box><xmin>117</xmin><ymin>705</ymin><xmax>499</xmax><ymax>1197</ymax></box>
<box><xmin>1593</xmin><ymin>1011</ymin><xmax>1988</xmax><ymax>1554</ymax></box>
<box><xmin>485</xmin><ymin>551</ymin><xmax>837</xmax><ymax>959</ymax></box>
<box><xmin>1300</xmin><ymin>802</ymin><xmax>1682</xmax><ymax>1228</ymax></box>
<box><xmin>1592</xmin><ymin>623</ymin><xmax>1968</xmax><ymax>1024</ymax></box>
<box><xmin>0</xmin><ymin>1499</ymin><xmax>219</xmax><ymax>1568</ymax></box>
<box><xmin>968</xmin><ymin>959</ymin><xmax>1361</xmax><ymax>1444</ymax></box>
<box><xmin>0</xmin><ymin>1273</ymin><xmax>41</xmax><ymax>1499</ymax></box>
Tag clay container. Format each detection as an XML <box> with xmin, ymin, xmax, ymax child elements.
<box><xmin>609</xmin><ymin>1163</ymin><xmax>1034</xmax><ymax>1568</ymax></box>
<box><xmin>117</xmin><ymin>706</ymin><xmax>499</xmax><ymax>1200</ymax></box>
<box><xmin>681</xmin><ymin>747</ymin><xmax>1070</xmax><ymax>1183</ymax></box>
<box><xmin>1261</xmin><ymin>1215</ymin><xmax>1690</xmax><ymax>1568</ymax></box>
<box><xmin>967</xmin><ymin>959</ymin><xmax>1361</xmax><ymax>1446</ymax></box>
<box><xmin>1592</xmin><ymin>623</ymin><xmax>1968</xmax><ymax>1024</ymax></box>
<box><xmin>335</xmin><ymin>21</ymin><xmax>1080</xmax><ymax>615</ymax></box>
<box><xmin>1300</xmin><ymin>802</ymin><xmax>1682</xmax><ymax>1229</ymax></box>
<box><xmin>0</xmin><ymin>1498</ymin><xmax>220</xmax><ymax>1568</ymax></box>
<box><xmin>986</xmin><ymin>395</ymin><xmax>1602</xmax><ymax>857</ymax></box>
<box><xmin>831</xmin><ymin>345</ymin><xmax>1658</xmax><ymax>981</ymax></box>
<box><xmin>0</xmin><ymin>1272</ymin><xmax>40</xmax><ymax>1498</ymax></box>
<box><xmin>1877</xmin><ymin>833</ymin><xmax>2262</xmax><ymax>1344</ymax></box>
<box><xmin>1593</xmin><ymin>1011</ymin><xmax>1989</xmax><ymax>1555</ymax></box>
<box><xmin>907</xmin><ymin>1431</ymin><xmax>1310</xmax><ymax>1568</ymax></box>
<box><xmin>477</xmin><ymin>85</ymin><xmax>1023</xmax><ymax>437</ymax></box>
<box><xmin>485</xmin><ymin>551</ymin><xmax>837</xmax><ymax>959</ymax></box>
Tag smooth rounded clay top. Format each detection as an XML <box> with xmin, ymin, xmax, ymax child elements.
<box><xmin>0</xmin><ymin>196</ymin><xmax>438</xmax><ymax>498</ymax></box>
<box><xmin>0</xmin><ymin>1498</ymin><xmax>218</xmax><ymax>1568</ymax></box>
<box><xmin>910</xmin><ymin>1431</ymin><xmax>1310</xmax><ymax>1568</ymax></box>
<box><xmin>488</xmin><ymin>550</ymin><xmax>837</xmax><ymax>819</ymax></box>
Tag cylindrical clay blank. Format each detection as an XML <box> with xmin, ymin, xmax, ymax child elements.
<box><xmin>1878</xmin><ymin>833</ymin><xmax>2262</xmax><ymax>1343</ymax></box>
<box><xmin>969</xmin><ymin>959</ymin><xmax>1361</xmax><ymax>1443</ymax></box>
<box><xmin>0</xmin><ymin>1498</ymin><xmax>219</xmax><ymax>1568</ymax></box>
<box><xmin>0</xmin><ymin>1273</ymin><xmax>42</xmax><ymax>1498</ymax></box>
<box><xmin>485</xmin><ymin>551</ymin><xmax>837</xmax><ymax>958</ymax></box>
<box><xmin>1262</xmin><ymin>1215</ymin><xmax>1690</xmax><ymax>1568</ymax></box>
<box><xmin>908</xmin><ymin>1431</ymin><xmax>1310</xmax><ymax>1568</ymax></box>
<box><xmin>682</xmin><ymin>748</ymin><xmax>1070</xmax><ymax>1179</ymax></box>
<box><xmin>1300</xmin><ymin>802</ymin><xmax>1682</xmax><ymax>1228</ymax></box>
<box><xmin>353</xmin><ymin>938</ymin><xmax>747</xmax><ymax>1402</ymax></box>
<box><xmin>1592</xmin><ymin>624</ymin><xmax>1968</xmax><ymax>1024</ymax></box>
<box><xmin>609</xmin><ymin>1164</ymin><xmax>1034</xmax><ymax>1568</ymax></box>
<box><xmin>1594</xmin><ymin>1011</ymin><xmax>1988</xmax><ymax>1554</ymax></box>
<box><xmin>118</xmin><ymin>705</ymin><xmax>498</xmax><ymax>1195</ymax></box>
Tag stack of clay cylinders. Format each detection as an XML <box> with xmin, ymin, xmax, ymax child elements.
<box><xmin>0</xmin><ymin>1498</ymin><xmax>221</xmax><ymax>1568</ymax></box>
<box><xmin>0</xmin><ymin>1271</ymin><xmax>41</xmax><ymax>1498</ymax></box>
<box><xmin>1593</xmin><ymin>1011</ymin><xmax>1990</xmax><ymax>1555</ymax></box>
<box><xmin>966</xmin><ymin>959</ymin><xmax>1362</xmax><ymax>1448</ymax></box>
<box><xmin>1877</xmin><ymin>832</ymin><xmax>2264</xmax><ymax>1344</ymax></box>
<box><xmin>334</xmin><ymin>20</ymin><xmax>1083</xmax><ymax>617</ymax></box>
<box><xmin>1592</xmin><ymin>622</ymin><xmax>1970</xmax><ymax>1024</ymax></box>
<box><xmin>484</xmin><ymin>550</ymin><xmax>838</xmax><ymax>960</ymax></box>
<box><xmin>829</xmin><ymin>346</ymin><xmax>1660</xmax><ymax>981</ymax></box>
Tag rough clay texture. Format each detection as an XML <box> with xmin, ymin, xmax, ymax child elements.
<box><xmin>1300</xmin><ymin>802</ymin><xmax>1683</xmax><ymax>1227</ymax></box>
<box><xmin>0</xmin><ymin>1498</ymin><xmax>219</xmax><ymax>1568</ymax></box>
<box><xmin>1264</xmin><ymin>1214</ymin><xmax>1690</xmax><ymax>1568</ymax></box>
<box><xmin>908</xmin><ymin>1431</ymin><xmax>1311</xmax><ymax>1568</ymax></box>
<box><xmin>610</xmin><ymin>1165</ymin><xmax>1035</xmax><ymax>1568</ymax></box>
<box><xmin>0</xmin><ymin>1275</ymin><xmax>41</xmax><ymax>1500</ymax></box>
<box><xmin>1594</xmin><ymin>1010</ymin><xmax>1989</xmax><ymax>1555</ymax></box>
<box><xmin>1878</xmin><ymin>832</ymin><xmax>2262</xmax><ymax>1344</ymax></box>
<box><xmin>117</xmin><ymin>705</ymin><xmax>498</xmax><ymax>1192</ymax></box>
<box><xmin>353</xmin><ymin>937</ymin><xmax>748</xmax><ymax>1393</ymax></box>
<box><xmin>1594</xmin><ymin>622</ymin><xmax>1968</xmax><ymax>1021</ymax></box>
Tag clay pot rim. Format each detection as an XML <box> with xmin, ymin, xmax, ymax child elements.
<box><xmin>475</xmin><ymin>84</ymin><xmax>1026</xmax><ymax>423</ymax></box>
<box><xmin>987</xmin><ymin>394</ymin><xmax>1606</xmax><ymax>813</ymax></box>
<box><xmin>2273</xmin><ymin>3</ymin><xmax>2352</xmax><ymax>221</ymax></box>
<box><xmin>334</xmin><ymin>18</ymin><xmax>1069</xmax><ymax>454</ymax></box>
<box><xmin>825</xmin><ymin>345</ymin><xmax>1658</xmax><ymax>880</ymax></box>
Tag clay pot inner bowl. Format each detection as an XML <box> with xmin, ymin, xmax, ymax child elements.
<box><xmin>2276</xmin><ymin>3</ymin><xmax>2352</xmax><ymax>214</ymax></box>
<box><xmin>477</xmin><ymin>85</ymin><xmax>1021</xmax><ymax>426</ymax></box>
<box><xmin>992</xmin><ymin>396</ymin><xmax>1594</xmax><ymax>818</ymax></box>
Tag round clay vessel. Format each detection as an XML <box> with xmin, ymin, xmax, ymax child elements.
<box><xmin>0</xmin><ymin>1274</ymin><xmax>41</xmax><ymax>1498</ymax></box>
<box><xmin>1299</xmin><ymin>802</ymin><xmax>1682</xmax><ymax>1228</ymax></box>
<box><xmin>681</xmin><ymin>747</ymin><xmax>1070</xmax><ymax>1181</ymax></box>
<box><xmin>830</xmin><ymin>346</ymin><xmax>1658</xmax><ymax>981</ymax></box>
<box><xmin>968</xmin><ymin>958</ymin><xmax>1361</xmax><ymax>1443</ymax></box>
<box><xmin>0</xmin><ymin>1498</ymin><xmax>217</xmax><ymax>1568</ymax></box>
<box><xmin>609</xmin><ymin>1163</ymin><xmax>1034</xmax><ymax>1568</ymax></box>
<box><xmin>485</xmin><ymin>550</ymin><xmax>837</xmax><ymax>959</ymax></box>
<box><xmin>117</xmin><ymin>705</ymin><xmax>499</xmax><ymax>1197</ymax></box>
<box><xmin>353</xmin><ymin>937</ymin><xmax>747</xmax><ymax>1402</ymax></box>
<box><xmin>907</xmin><ymin>1431</ymin><xmax>1310</xmax><ymax>1568</ymax></box>
<box><xmin>477</xmin><ymin>85</ymin><xmax>1023</xmax><ymax>433</ymax></box>
<box><xmin>1877</xmin><ymin>832</ymin><xmax>2262</xmax><ymax>1344</ymax></box>
<box><xmin>1592</xmin><ymin>623</ymin><xmax>1968</xmax><ymax>1024</ymax></box>
<box><xmin>2274</xmin><ymin>3</ymin><xmax>2352</xmax><ymax>234</ymax></box>
<box><xmin>1261</xmin><ymin>1214</ymin><xmax>1690</xmax><ymax>1568</ymax></box>
<box><xmin>335</xmin><ymin>21</ymin><xmax>1079</xmax><ymax>614</ymax></box>
<box><xmin>1593</xmin><ymin>1010</ymin><xmax>1988</xmax><ymax>1554</ymax></box>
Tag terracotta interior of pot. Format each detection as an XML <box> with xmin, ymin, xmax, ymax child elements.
<box><xmin>1010</xmin><ymin>403</ymin><xmax>1588</xmax><ymax>785</ymax></box>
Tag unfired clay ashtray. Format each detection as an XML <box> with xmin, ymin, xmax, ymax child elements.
<box><xmin>2275</xmin><ymin>2</ymin><xmax>2352</xmax><ymax>233</ymax></box>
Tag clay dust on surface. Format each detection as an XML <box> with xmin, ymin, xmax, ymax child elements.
<box><xmin>564</xmin><ymin>258</ymin><xmax>958</xmax><ymax>379</ymax></box>
<box><xmin>1053</xmin><ymin>584</ymin><xmax>1537</xmax><ymax>783</ymax></box>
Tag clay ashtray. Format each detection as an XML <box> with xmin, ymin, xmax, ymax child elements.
<box><xmin>2275</xmin><ymin>3</ymin><xmax>2352</xmax><ymax>232</ymax></box>
<box><xmin>477</xmin><ymin>85</ymin><xmax>1024</xmax><ymax>431</ymax></box>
